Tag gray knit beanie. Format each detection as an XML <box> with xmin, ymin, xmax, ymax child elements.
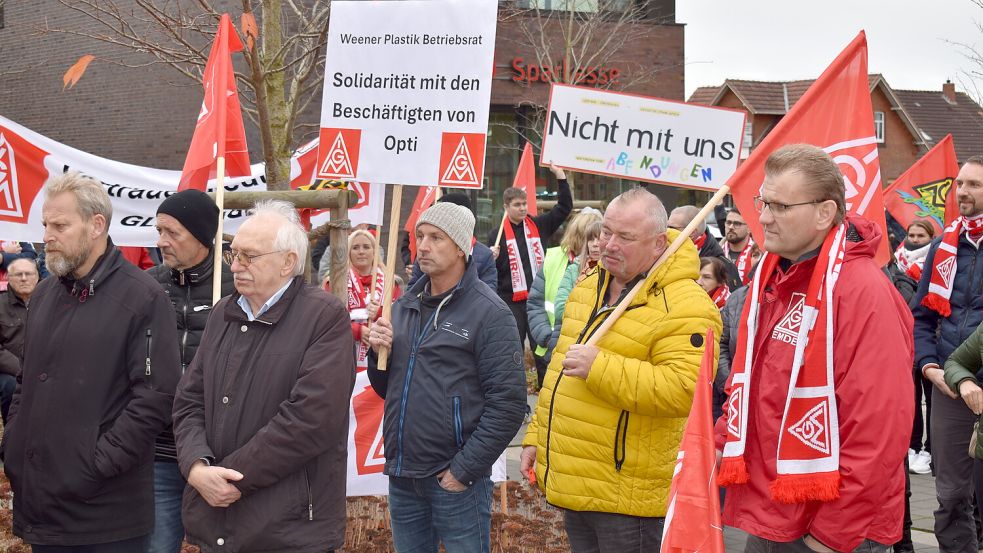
<box><xmin>416</xmin><ymin>202</ymin><xmax>474</xmax><ymax>259</ymax></box>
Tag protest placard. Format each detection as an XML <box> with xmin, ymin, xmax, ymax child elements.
<box><xmin>540</xmin><ymin>84</ymin><xmax>746</xmax><ymax>191</ymax></box>
<box><xmin>316</xmin><ymin>0</ymin><xmax>497</xmax><ymax>189</ymax></box>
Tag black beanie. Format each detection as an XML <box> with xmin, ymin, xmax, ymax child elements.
<box><xmin>438</xmin><ymin>192</ymin><xmax>473</xmax><ymax>213</ymax></box>
<box><xmin>156</xmin><ymin>190</ymin><xmax>220</xmax><ymax>248</ymax></box>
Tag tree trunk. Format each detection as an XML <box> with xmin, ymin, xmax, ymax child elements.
<box><xmin>260</xmin><ymin>0</ymin><xmax>293</xmax><ymax>191</ymax></box>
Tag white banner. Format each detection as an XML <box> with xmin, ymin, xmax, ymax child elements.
<box><xmin>315</xmin><ymin>0</ymin><xmax>497</xmax><ymax>189</ymax></box>
<box><xmin>0</xmin><ymin>115</ymin><xmax>384</xmax><ymax>246</ymax></box>
<box><xmin>540</xmin><ymin>84</ymin><xmax>747</xmax><ymax>191</ymax></box>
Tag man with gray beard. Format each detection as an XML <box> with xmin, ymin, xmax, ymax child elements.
<box><xmin>1</xmin><ymin>171</ymin><xmax>181</xmax><ymax>552</ymax></box>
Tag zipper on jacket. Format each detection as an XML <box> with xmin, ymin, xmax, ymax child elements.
<box><xmin>145</xmin><ymin>328</ymin><xmax>153</xmax><ymax>379</ymax></box>
<box><xmin>614</xmin><ymin>410</ymin><xmax>629</xmax><ymax>471</ymax></box>
<box><xmin>181</xmin><ymin>285</ymin><xmax>191</xmax><ymax>368</ymax></box>
<box><xmin>305</xmin><ymin>467</ymin><xmax>313</xmax><ymax>521</ymax></box>
<box><xmin>395</xmin><ymin>310</ymin><xmax>438</xmax><ymax>476</ymax></box>
<box><xmin>453</xmin><ymin>396</ymin><xmax>463</xmax><ymax>449</ymax></box>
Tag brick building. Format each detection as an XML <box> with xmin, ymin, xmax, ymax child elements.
<box><xmin>688</xmin><ymin>76</ymin><xmax>983</xmax><ymax>185</ymax></box>
<box><xmin>0</xmin><ymin>1</ymin><xmax>684</xmax><ymax>237</ymax></box>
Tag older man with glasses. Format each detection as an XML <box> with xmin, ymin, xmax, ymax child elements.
<box><xmin>715</xmin><ymin>144</ymin><xmax>913</xmax><ymax>553</ymax></box>
<box><xmin>0</xmin><ymin>258</ymin><xmax>38</xmax><ymax>424</ymax></box>
<box><xmin>172</xmin><ymin>200</ymin><xmax>355</xmax><ymax>553</ymax></box>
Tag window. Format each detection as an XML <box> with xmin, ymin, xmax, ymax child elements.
<box><xmin>741</xmin><ymin>121</ymin><xmax>753</xmax><ymax>159</ymax></box>
<box><xmin>874</xmin><ymin>111</ymin><xmax>885</xmax><ymax>143</ymax></box>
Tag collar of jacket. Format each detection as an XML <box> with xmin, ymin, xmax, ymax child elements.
<box><xmin>58</xmin><ymin>237</ymin><xmax>123</xmax><ymax>299</ymax></box>
<box><xmin>594</xmin><ymin>228</ymin><xmax>701</xmax><ymax>308</ymax></box>
<box><xmin>404</xmin><ymin>258</ymin><xmax>479</xmax><ymax>311</ymax></box>
<box><xmin>169</xmin><ymin>249</ymin><xmax>219</xmax><ymax>286</ymax></box>
<box><xmin>5</xmin><ymin>288</ymin><xmax>28</xmax><ymax>308</ymax></box>
<box><xmin>223</xmin><ymin>275</ymin><xmax>304</xmax><ymax>324</ymax></box>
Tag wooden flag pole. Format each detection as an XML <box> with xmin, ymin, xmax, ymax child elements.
<box><xmin>211</xmin><ymin>157</ymin><xmax>227</xmax><ymax>305</ymax></box>
<box><xmin>494</xmin><ymin>213</ymin><xmax>507</xmax><ymax>249</ymax></box>
<box><xmin>376</xmin><ymin>184</ymin><xmax>404</xmax><ymax>371</ymax></box>
<box><xmin>585</xmin><ymin>185</ymin><xmax>731</xmax><ymax>347</ymax></box>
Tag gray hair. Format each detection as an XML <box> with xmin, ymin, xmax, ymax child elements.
<box><xmin>250</xmin><ymin>199</ymin><xmax>308</xmax><ymax>277</ymax></box>
<box><xmin>610</xmin><ymin>187</ymin><xmax>668</xmax><ymax>235</ymax></box>
<box><xmin>669</xmin><ymin>205</ymin><xmax>706</xmax><ymax>234</ymax></box>
<box><xmin>45</xmin><ymin>171</ymin><xmax>113</xmax><ymax>229</ymax></box>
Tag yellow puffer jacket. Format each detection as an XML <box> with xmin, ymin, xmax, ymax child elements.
<box><xmin>522</xmin><ymin>229</ymin><xmax>722</xmax><ymax>517</ymax></box>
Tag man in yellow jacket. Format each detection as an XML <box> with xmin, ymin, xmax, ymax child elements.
<box><xmin>520</xmin><ymin>187</ymin><xmax>722</xmax><ymax>552</ymax></box>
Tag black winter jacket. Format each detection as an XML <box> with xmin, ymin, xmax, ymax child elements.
<box><xmin>912</xmin><ymin>234</ymin><xmax>983</xmax><ymax>372</ymax></box>
<box><xmin>368</xmin><ymin>261</ymin><xmax>526</xmax><ymax>486</ymax></box>
<box><xmin>2</xmin><ymin>242</ymin><xmax>181</xmax><ymax>546</ymax></box>
<box><xmin>173</xmin><ymin>277</ymin><xmax>355</xmax><ymax>553</ymax></box>
<box><xmin>147</xmin><ymin>253</ymin><xmax>234</xmax><ymax>462</ymax></box>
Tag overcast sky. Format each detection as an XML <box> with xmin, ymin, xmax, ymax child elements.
<box><xmin>677</xmin><ymin>1</ymin><xmax>983</xmax><ymax>99</ymax></box>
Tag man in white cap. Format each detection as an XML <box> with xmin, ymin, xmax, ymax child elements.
<box><xmin>368</xmin><ymin>202</ymin><xmax>526</xmax><ymax>553</ymax></box>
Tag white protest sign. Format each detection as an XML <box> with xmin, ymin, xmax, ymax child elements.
<box><xmin>315</xmin><ymin>0</ymin><xmax>497</xmax><ymax>189</ymax></box>
<box><xmin>0</xmin><ymin>116</ymin><xmax>383</xmax><ymax>246</ymax></box>
<box><xmin>540</xmin><ymin>84</ymin><xmax>747</xmax><ymax>191</ymax></box>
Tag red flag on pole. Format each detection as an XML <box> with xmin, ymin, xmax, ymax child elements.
<box><xmin>513</xmin><ymin>142</ymin><xmax>538</xmax><ymax>216</ymax></box>
<box><xmin>883</xmin><ymin>135</ymin><xmax>959</xmax><ymax>235</ymax></box>
<box><xmin>178</xmin><ymin>13</ymin><xmax>251</xmax><ymax>191</ymax></box>
<box><xmin>728</xmin><ymin>31</ymin><xmax>890</xmax><ymax>265</ymax></box>
<box><xmin>404</xmin><ymin>186</ymin><xmax>439</xmax><ymax>261</ymax></box>
<box><xmin>661</xmin><ymin>328</ymin><xmax>723</xmax><ymax>553</ymax></box>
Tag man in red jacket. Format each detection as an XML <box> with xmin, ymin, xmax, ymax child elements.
<box><xmin>715</xmin><ymin>144</ymin><xmax>914</xmax><ymax>552</ymax></box>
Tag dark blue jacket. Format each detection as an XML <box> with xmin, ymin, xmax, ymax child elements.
<box><xmin>912</xmin><ymin>234</ymin><xmax>983</xmax><ymax>371</ymax></box>
<box><xmin>368</xmin><ymin>261</ymin><xmax>525</xmax><ymax>485</ymax></box>
<box><xmin>408</xmin><ymin>241</ymin><xmax>497</xmax><ymax>292</ymax></box>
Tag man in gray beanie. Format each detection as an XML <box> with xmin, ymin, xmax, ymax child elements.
<box><xmin>366</xmin><ymin>202</ymin><xmax>526</xmax><ymax>553</ymax></box>
<box><xmin>145</xmin><ymin>189</ymin><xmax>234</xmax><ymax>553</ymax></box>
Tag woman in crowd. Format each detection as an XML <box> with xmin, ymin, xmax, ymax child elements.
<box><xmin>697</xmin><ymin>256</ymin><xmax>732</xmax><ymax>309</ymax></box>
<box><xmin>527</xmin><ymin>209</ymin><xmax>602</xmax><ymax>381</ymax></box>
<box><xmin>324</xmin><ymin>229</ymin><xmax>400</xmax><ymax>371</ymax></box>
<box><xmin>546</xmin><ymin>219</ymin><xmax>604</xmax><ymax>360</ymax></box>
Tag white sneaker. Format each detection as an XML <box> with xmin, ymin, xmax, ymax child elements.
<box><xmin>907</xmin><ymin>448</ymin><xmax>917</xmax><ymax>467</ymax></box>
<box><xmin>910</xmin><ymin>450</ymin><xmax>932</xmax><ymax>475</ymax></box>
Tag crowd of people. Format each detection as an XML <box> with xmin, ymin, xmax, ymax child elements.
<box><xmin>0</xmin><ymin>143</ymin><xmax>978</xmax><ymax>553</ymax></box>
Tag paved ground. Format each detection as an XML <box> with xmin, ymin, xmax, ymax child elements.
<box><xmin>509</xmin><ymin>394</ymin><xmax>942</xmax><ymax>552</ymax></box>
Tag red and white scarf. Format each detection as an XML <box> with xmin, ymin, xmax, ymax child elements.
<box><xmin>693</xmin><ymin>232</ymin><xmax>707</xmax><ymax>251</ymax></box>
<box><xmin>725</xmin><ymin>239</ymin><xmax>756</xmax><ymax>285</ymax></box>
<box><xmin>894</xmin><ymin>242</ymin><xmax>930</xmax><ymax>282</ymax></box>
<box><xmin>922</xmin><ymin>214</ymin><xmax>983</xmax><ymax>317</ymax></box>
<box><xmin>348</xmin><ymin>267</ymin><xmax>385</xmax><ymax>370</ymax></box>
<box><xmin>711</xmin><ymin>285</ymin><xmax>731</xmax><ymax>309</ymax></box>
<box><xmin>719</xmin><ymin>224</ymin><xmax>846</xmax><ymax>504</ymax></box>
<box><xmin>504</xmin><ymin>217</ymin><xmax>544</xmax><ymax>302</ymax></box>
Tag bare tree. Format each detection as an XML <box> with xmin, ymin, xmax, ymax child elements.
<box><xmin>497</xmin><ymin>0</ymin><xmax>678</xmax><ymax>150</ymax></box>
<box><xmin>40</xmin><ymin>0</ymin><xmax>330</xmax><ymax>190</ymax></box>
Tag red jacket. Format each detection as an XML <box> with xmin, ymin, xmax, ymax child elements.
<box><xmin>715</xmin><ymin>216</ymin><xmax>913</xmax><ymax>552</ymax></box>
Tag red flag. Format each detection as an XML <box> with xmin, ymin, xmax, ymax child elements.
<box><xmin>513</xmin><ymin>142</ymin><xmax>538</xmax><ymax>216</ymax></box>
<box><xmin>661</xmin><ymin>328</ymin><xmax>723</xmax><ymax>553</ymax></box>
<box><xmin>728</xmin><ymin>32</ymin><xmax>890</xmax><ymax>265</ymax></box>
<box><xmin>404</xmin><ymin>186</ymin><xmax>439</xmax><ymax>261</ymax></box>
<box><xmin>178</xmin><ymin>13</ymin><xmax>250</xmax><ymax>191</ymax></box>
<box><xmin>883</xmin><ymin>135</ymin><xmax>959</xmax><ymax>235</ymax></box>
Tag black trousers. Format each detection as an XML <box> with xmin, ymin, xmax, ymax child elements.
<box><xmin>911</xmin><ymin>364</ymin><xmax>933</xmax><ymax>452</ymax></box>
<box><xmin>31</xmin><ymin>535</ymin><xmax>148</xmax><ymax>553</ymax></box>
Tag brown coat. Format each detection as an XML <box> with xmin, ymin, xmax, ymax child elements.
<box><xmin>0</xmin><ymin>290</ymin><xmax>28</xmax><ymax>377</ymax></box>
<box><xmin>172</xmin><ymin>276</ymin><xmax>355</xmax><ymax>553</ymax></box>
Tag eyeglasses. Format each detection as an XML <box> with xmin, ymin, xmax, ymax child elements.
<box><xmin>8</xmin><ymin>272</ymin><xmax>36</xmax><ymax>279</ymax></box>
<box><xmin>724</xmin><ymin>220</ymin><xmax>747</xmax><ymax>228</ymax></box>
<box><xmin>753</xmin><ymin>196</ymin><xmax>826</xmax><ymax>216</ymax></box>
<box><xmin>223</xmin><ymin>249</ymin><xmax>283</xmax><ymax>267</ymax></box>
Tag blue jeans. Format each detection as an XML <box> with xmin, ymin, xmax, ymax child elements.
<box><xmin>147</xmin><ymin>461</ymin><xmax>185</xmax><ymax>553</ymax></box>
<box><xmin>388</xmin><ymin>474</ymin><xmax>493</xmax><ymax>553</ymax></box>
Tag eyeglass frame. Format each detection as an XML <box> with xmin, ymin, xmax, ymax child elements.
<box><xmin>8</xmin><ymin>271</ymin><xmax>37</xmax><ymax>279</ymax></box>
<box><xmin>723</xmin><ymin>220</ymin><xmax>747</xmax><ymax>227</ymax></box>
<box><xmin>223</xmin><ymin>249</ymin><xmax>284</xmax><ymax>267</ymax></box>
<box><xmin>752</xmin><ymin>196</ymin><xmax>828</xmax><ymax>216</ymax></box>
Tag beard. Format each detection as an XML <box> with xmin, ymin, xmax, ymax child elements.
<box><xmin>46</xmin><ymin>236</ymin><xmax>91</xmax><ymax>278</ymax></box>
<box><xmin>726</xmin><ymin>232</ymin><xmax>747</xmax><ymax>245</ymax></box>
